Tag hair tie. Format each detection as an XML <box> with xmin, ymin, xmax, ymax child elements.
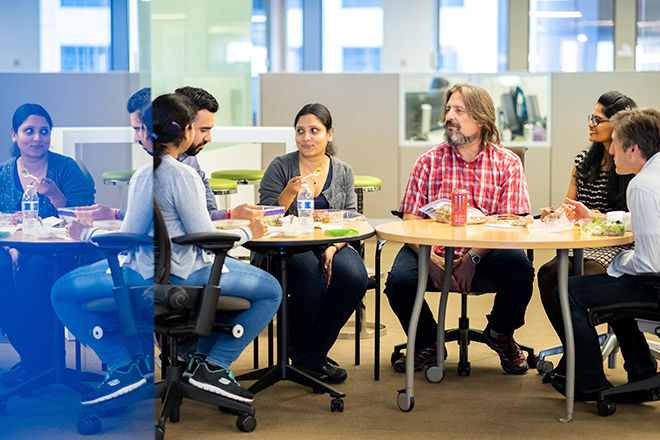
<box><xmin>151</xmin><ymin>133</ymin><xmax>158</xmax><ymax>140</ymax></box>
<box><xmin>171</xmin><ymin>121</ymin><xmax>181</xmax><ymax>128</ymax></box>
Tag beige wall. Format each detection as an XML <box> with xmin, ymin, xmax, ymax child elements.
<box><xmin>261</xmin><ymin>71</ymin><xmax>660</xmax><ymax>219</ymax></box>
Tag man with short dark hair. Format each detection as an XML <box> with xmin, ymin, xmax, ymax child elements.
<box><xmin>127</xmin><ymin>87</ymin><xmax>152</xmax><ymax>154</ymax></box>
<box><xmin>385</xmin><ymin>83</ymin><xmax>535</xmax><ymax>375</ymax></box>
<box><xmin>550</xmin><ymin>107</ymin><xmax>660</xmax><ymax>401</ymax></box>
<box><xmin>174</xmin><ymin>86</ymin><xmax>262</xmax><ymax>221</ymax></box>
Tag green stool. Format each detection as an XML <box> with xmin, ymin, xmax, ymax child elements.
<box><xmin>211</xmin><ymin>169</ymin><xmax>265</xmax><ymax>206</ymax></box>
<box><xmin>353</xmin><ymin>175</ymin><xmax>382</xmax><ymax>214</ymax></box>
<box><xmin>102</xmin><ymin>169</ymin><xmax>135</xmax><ymax>186</ymax></box>
<box><xmin>208</xmin><ymin>178</ymin><xmax>238</xmax><ymax>210</ymax></box>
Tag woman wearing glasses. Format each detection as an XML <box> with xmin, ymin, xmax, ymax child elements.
<box><xmin>537</xmin><ymin>91</ymin><xmax>637</xmax><ymax>379</ymax></box>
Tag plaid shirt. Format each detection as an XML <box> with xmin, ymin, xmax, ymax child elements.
<box><xmin>400</xmin><ymin>142</ymin><xmax>530</xmax><ymax>257</ymax></box>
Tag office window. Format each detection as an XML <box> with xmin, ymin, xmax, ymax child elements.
<box><xmin>529</xmin><ymin>0</ymin><xmax>614</xmax><ymax>72</ymax></box>
<box><xmin>61</xmin><ymin>46</ymin><xmax>109</xmax><ymax>71</ymax></box>
<box><xmin>322</xmin><ymin>0</ymin><xmax>382</xmax><ymax>72</ymax></box>
<box><xmin>343</xmin><ymin>47</ymin><xmax>380</xmax><ymax>72</ymax></box>
<box><xmin>636</xmin><ymin>0</ymin><xmax>660</xmax><ymax>71</ymax></box>
<box><xmin>287</xmin><ymin>0</ymin><xmax>304</xmax><ymax>71</ymax></box>
<box><xmin>438</xmin><ymin>0</ymin><xmax>507</xmax><ymax>72</ymax></box>
<box><xmin>61</xmin><ymin>0</ymin><xmax>109</xmax><ymax>6</ymax></box>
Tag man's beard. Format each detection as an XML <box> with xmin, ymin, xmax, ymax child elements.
<box><xmin>444</xmin><ymin>125</ymin><xmax>479</xmax><ymax>148</ymax></box>
<box><xmin>184</xmin><ymin>142</ymin><xmax>205</xmax><ymax>156</ymax></box>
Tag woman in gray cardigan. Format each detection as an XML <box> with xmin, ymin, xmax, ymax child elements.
<box><xmin>259</xmin><ymin>103</ymin><xmax>368</xmax><ymax>384</ymax></box>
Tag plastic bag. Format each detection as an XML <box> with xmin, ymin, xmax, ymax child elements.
<box><xmin>419</xmin><ymin>198</ymin><xmax>487</xmax><ymax>224</ymax></box>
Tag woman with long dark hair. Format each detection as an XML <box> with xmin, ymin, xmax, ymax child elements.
<box><xmin>538</xmin><ymin>91</ymin><xmax>637</xmax><ymax>377</ymax></box>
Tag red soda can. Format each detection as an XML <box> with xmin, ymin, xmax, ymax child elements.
<box><xmin>451</xmin><ymin>188</ymin><xmax>468</xmax><ymax>226</ymax></box>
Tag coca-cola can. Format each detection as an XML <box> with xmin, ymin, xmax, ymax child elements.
<box><xmin>451</xmin><ymin>188</ymin><xmax>468</xmax><ymax>226</ymax></box>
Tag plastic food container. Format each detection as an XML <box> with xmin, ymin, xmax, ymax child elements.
<box><xmin>261</xmin><ymin>206</ymin><xmax>286</xmax><ymax>226</ymax></box>
<box><xmin>312</xmin><ymin>209</ymin><xmax>365</xmax><ymax>224</ymax></box>
<box><xmin>579</xmin><ymin>218</ymin><xmax>626</xmax><ymax>236</ymax></box>
<box><xmin>93</xmin><ymin>220</ymin><xmax>123</xmax><ymax>231</ymax></box>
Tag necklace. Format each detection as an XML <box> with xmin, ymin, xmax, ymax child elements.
<box><xmin>17</xmin><ymin>157</ymin><xmax>48</xmax><ymax>181</ymax></box>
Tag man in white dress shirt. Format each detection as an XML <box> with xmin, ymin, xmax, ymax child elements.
<box><xmin>550</xmin><ymin>107</ymin><xmax>660</xmax><ymax>401</ymax></box>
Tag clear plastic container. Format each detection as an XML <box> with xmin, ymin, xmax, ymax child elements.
<box><xmin>261</xmin><ymin>205</ymin><xmax>286</xmax><ymax>226</ymax></box>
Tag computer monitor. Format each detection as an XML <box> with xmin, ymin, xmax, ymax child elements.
<box><xmin>500</xmin><ymin>93</ymin><xmax>521</xmax><ymax>136</ymax></box>
<box><xmin>405</xmin><ymin>90</ymin><xmax>446</xmax><ymax>140</ymax></box>
<box><xmin>526</xmin><ymin>94</ymin><xmax>540</xmax><ymax>124</ymax></box>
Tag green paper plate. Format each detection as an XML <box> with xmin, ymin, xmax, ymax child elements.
<box><xmin>0</xmin><ymin>231</ymin><xmax>11</xmax><ymax>239</ymax></box>
<box><xmin>324</xmin><ymin>228</ymin><xmax>359</xmax><ymax>237</ymax></box>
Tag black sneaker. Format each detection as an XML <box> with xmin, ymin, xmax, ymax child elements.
<box><xmin>303</xmin><ymin>362</ymin><xmax>347</xmax><ymax>384</ymax></box>
<box><xmin>483</xmin><ymin>325</ymin><xmax>528</xmax><ymax>375</ymax></box>
<box><xmin>187</xmin><ymin>360</ymin><xmax>254</xmax><ymax>403</ymax></box>
<box><xmin>81</xmin><ymin>362</ymin><xmax>148</xmax><ymax>405</ymax></box>
<box><xmin>183</xmin><ymin>353</ymin><xmax>207</xmax><ymax>380</ymax></box>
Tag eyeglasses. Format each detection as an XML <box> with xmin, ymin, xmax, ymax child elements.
<box><xmin>588</xmin><ymin>115</ymin><xmax>610</xmax><ymax>126</ymax></box>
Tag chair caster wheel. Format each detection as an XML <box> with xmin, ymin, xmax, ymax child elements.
<box><xmin>397</xmin><ymin>390</ymin><xmax>414</xmax><ymax>412</ymax></box>
<box><xmin>536</xmin><ymin>359</ymin><xmax>554</xmax><ymax>375</ymax></box>
<box><xmin>236</xmin><ymin>414</ymin><xmax>257</xmax><ymax>432</ymax></box>
<box><xmin>457</xmin><ymin>362</ymin><xmax>470</xmax><ymax>377</ymax></box>
<box><xmin>155</xmin><ymin>425</ymin><xmax>165</xmax><ymax>440</ymax></box>
<box><xmin>597</xmin><ymin>399</ymin><xmax>616</xmax><ymax>416</ymax></box>
<box><xmin>77</xmin><ymin>415</ymin><xmax>102</xmax><ymax>435</ymax></box>
<box><xmin>425</xmin><ymin>365</ymin><xmax>445</xmax><ymax>383</ymax></box>
<box><xmin>330</xmin><ymin>398</ymin><xmax>344</xmax><ymax>412</ymax></box>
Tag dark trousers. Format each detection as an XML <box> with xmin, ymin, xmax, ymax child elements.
<box><xmin>384</xmin><ymin>244</ymin><xmax>535</xmax><ymax>348</ymax></box>
<box><xmin>538</xmin><ymin>256</ymin><xmax>606</xmax><ymax>338</ymax></box>
<box><xmin>287</xmin><ymin>246</ymin><xmax>368</xmax><ymax>369</ymax></box>
<box><xmin>551</xmin><ymin>273</ymin><xmax>657</xmax><ymax>392</ymax></box>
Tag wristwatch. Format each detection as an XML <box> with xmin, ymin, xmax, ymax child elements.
<box><xmin>467</xmin><ymin>250</ymin><xmax>481</xmax><ymax>264</ymax></box>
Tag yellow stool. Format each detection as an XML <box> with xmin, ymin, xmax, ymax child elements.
<box><xmin>208</xmin><ymin>178</ymin><xmax>238</xmax><ymax>210</ymax></box>
<box><xmin>353</xmin><ymin>175</ymin><xmax>382</xmax><ymax>214</ymax></box>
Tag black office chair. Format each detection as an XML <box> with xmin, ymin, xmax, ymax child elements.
<box><xmin>589</xmin><ymin>273</ymin><xmax>660</xmax><ymax>416</ymax></box>
<box><xmin>152</xmin><ymin>200</ymin><xmax>256</xmax><ymax>439</ymax></box>
<box><xmin>387</xmin><ymin>210</ymin><xmax>536</xmax><ymax>376</ymax></box>
<box><xmin>74</xmin><ymin>232</ymin><xmax>154</xmax><ymax>435</ymax></box>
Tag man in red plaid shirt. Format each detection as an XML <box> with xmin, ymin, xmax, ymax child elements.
<box><xmin>385</xmin><ymin>83</ymin><xmax>535</xmax><ymax>375</ymax></box>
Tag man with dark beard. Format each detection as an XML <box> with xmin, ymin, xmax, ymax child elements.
<box><xmin>174</xmin><ymin>86</ymin><xmax>263</xmax><ymax>221</ymax></box>
<box><xmin>385</xmin><ymin>83</ymin><xmax>535</xmax><ymax>376</ymax></box>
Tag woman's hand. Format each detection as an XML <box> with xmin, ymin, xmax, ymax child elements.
<box><xmin>8</xmin><ymin>248</ymin><xmax>21</xmax><ymax>272</ymax></box>
<box><xmin>75</xmin><ymin>204</ymin><xmax>116</xmax><ymax>225</ymax></box>
<box><xmin>230</xmin><ymin>203</ymin><xmax>264</xmax><ymax>220</ymax></box>
<box><xmin>320</xmin><ymin>244</ymin><xmax>338</xmax><ymax>287</ymax></box>
<box><xmin>563</xmin><ymin>197</ymin><xmax>596</xmax><ymax>222</ymax></box>
<box><xmin>66</xmin><ymin>220</ymin><xmax>87</xmax><ymax>241</ymax></box>
<box><xmin>36</xmin><ymin>177</ymin><xmax>66</xmax><ymax>208</ymax></box>
<box><xmin>278</xmin><ymin>176</ymin><xmax>305</xmax><ymax>209</ymax></box>
<box><xmin>248</xmin><ymin>217</ymin><xmax>268</xmax><ymax>239</ymax></box>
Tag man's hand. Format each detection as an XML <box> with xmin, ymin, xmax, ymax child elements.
<box><xmin>452</xmin><ymin>254</ymin><xmax>477</xmax><ymax>293</ymax></box>
<box><xmin>429</xmin><ymin>252</ymin><xmax>459</xmax><ymax>292</ymax></box>
<box><xmin>66</xmin><ymin>220</ymin><xmax>87</xmax><ymax>241</ymax></box>
<box><xmin>247</xmin><ymin>217</ymin><xmax>268</xmax><ymax>239</ymax></box>
<box><xmin>76</xmin><ymin>204</ymin><xmax>116</xmax><ymax>225</ymax></box>
<box><xmin>230</xmin><ymin>203</ymin><xmax>264</xmax><ymax>220</ymax></box>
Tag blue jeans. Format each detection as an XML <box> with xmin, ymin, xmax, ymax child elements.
<box><xmin>384</xmin><ymin>244</ymin><xmax>535</xmax><ymax>348</ymax></box>
<box><xmin>170</xmin><ymin>257</ymin><xmax>281</xmax><ymax>369</ymax></box>
<box><xmin>286</xmin><ymin>245</ymin><xmax>368</xmax><ymax>369</ymax></box>
<box><xmin>551</xmin><ymin>273</ymin><xmax>658</xmax><ymax>392</ymax></box>
<box><xmin>51</xmin><ymin>259</ymin><xmax>153</xmax><ymax>370</ymax></box>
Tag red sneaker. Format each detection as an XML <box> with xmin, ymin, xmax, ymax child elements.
<box><xmin>483</xmin><ymin>325</ymin><xmax>528</xmax><ymax>375</ymax></box>
<box><xmin>393</xmin><ymin>343</ymin><xmax>438</xmax><ymax>373</ymax></box>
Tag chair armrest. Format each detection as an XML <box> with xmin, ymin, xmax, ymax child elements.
<box><xmin>91</xmin><ymin>233</ymin><xmax>153</xmax><ymax>251</ymax></box>
<box><xmin>589</xmin><ymin>301</ymin><xmax>660</xmax><ymax>326</ymax></box>
<box><xmin>172</xmin><ymin>231</ymin><xmax>241</xmax><ymax>253</ymax></box>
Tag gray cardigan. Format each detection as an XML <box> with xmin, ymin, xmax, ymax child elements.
<box><xmin>259</xmin><ymin>151</ymin><xmax>356</xmax><ymax>214</ymax></box>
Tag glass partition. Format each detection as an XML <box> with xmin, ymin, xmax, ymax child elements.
<box><xmin>400</xmin><ymin>73</ymin><xmax>550</xmax><ymax>148</ymax></box>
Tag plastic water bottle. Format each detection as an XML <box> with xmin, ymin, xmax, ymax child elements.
<box><xmin>21</xmin><ymin>183</ymin><xmax>39</xmax><ymax>235</ymax></box>
<box><xmin>297</xmin><ymin>183</ymin><xmax>314</xmax><ymax>233</ymax></box>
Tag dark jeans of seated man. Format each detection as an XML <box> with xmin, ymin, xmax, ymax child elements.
<box><xmin>286</xmin><ymin>245</ymin><xmax>368</xmax><ymax>369</ymax></box>
<box><xmin>551</xmin><ymin>273</ymin><xmax>658</xmax><ymax>393</ymax></box>
<box><xmin>384</xmin><ymin>244</ymin><xmax>535</xmax><ymax>349</ymax></box>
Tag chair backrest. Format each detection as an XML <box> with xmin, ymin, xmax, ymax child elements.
<box><xmin>153</xmin><ymin>198</ymin><xmax>171</xmax><ymax>285</ymax></box>
<box><xmin>504</xmin><ymin>146</ymin><xmax>527</xmax><ymax>170</ymax></box>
